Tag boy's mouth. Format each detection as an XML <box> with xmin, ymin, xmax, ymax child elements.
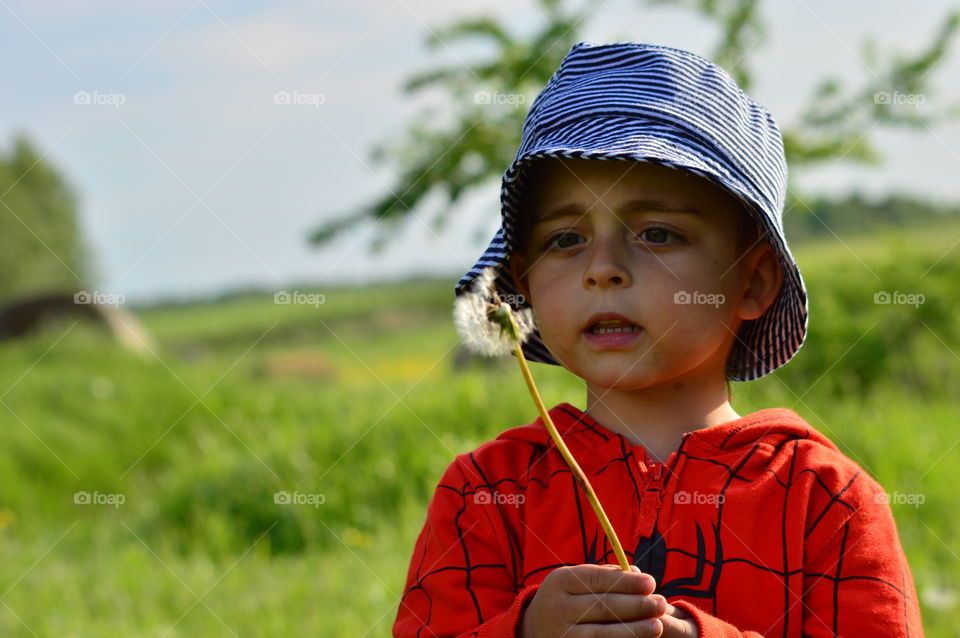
<box><xmin>589</xmin><ymin>321</ymin><xmax>642</xmax><ymax>334</ymax></box>
<box><xmin>583</xmin><ymin>313</ymin><xmax>642</xmax><ymax>334</ymax></box>
<box><xmin>583</xmin><ymin>313</ymin><xmax>644</xmax><ymax>350</ymax></box>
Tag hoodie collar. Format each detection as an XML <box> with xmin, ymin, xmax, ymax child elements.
<box><xmin>495</xmin><ymin>402</ymin><xmax>838</xmax><ymax>462</ymax></box>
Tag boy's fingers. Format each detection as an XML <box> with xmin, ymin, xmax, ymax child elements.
<box><xmin>570</xmin><ymin>617</ymin><xmax>664</xmax><ymax>638</ymax></box>
<box><xmin>569</xmin><ymin>592</ymin><xmax>667</xmax><ymax>623</ymax></box>
<box><xmin>562</xmin><ymin>564</ymin><xmax>657</xmax><ymax>595</ymax></box>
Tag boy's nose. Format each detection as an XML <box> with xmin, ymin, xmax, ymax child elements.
<box><xmin>583</xmin><ymin>238</ymin><xmax>632</xmax><ymax>289</ymax></box>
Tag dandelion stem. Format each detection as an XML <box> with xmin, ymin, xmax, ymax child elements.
<box><xmin>512</xmin><ymin>341</ymin><xmax>632</xmax><ymax>572</ymax></box>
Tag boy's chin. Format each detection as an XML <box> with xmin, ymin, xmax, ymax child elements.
<box><xmin>574</xmin><ymin>362</ymin><xmax>663</xmax><ymax>392</ymax></box>
<box><xmin>577</xmin><ymin>354</ymin><xmax>728</xmax><ymax>394</ymax></box>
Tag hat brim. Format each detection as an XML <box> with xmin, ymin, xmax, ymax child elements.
<box><xmin>456</xmin><ymin>134</ymin><xmax>808</xmax><ymax>381</ymax></box>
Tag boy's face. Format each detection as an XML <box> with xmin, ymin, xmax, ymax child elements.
<box><xmin>509</xmin><ymin>157</ymin><xmax>782</xmax><ymax>391</ymax></box>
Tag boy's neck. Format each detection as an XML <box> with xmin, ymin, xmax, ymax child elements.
<box><xmin>584</xmin><ymin>375</ymin><xmax>740</xmax><ymax>464</ymax></box>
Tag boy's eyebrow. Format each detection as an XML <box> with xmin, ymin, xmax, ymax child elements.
<box><xmin>534</xmin><ymin>198</ymin><xmax>704</xmax><ymax>222</ymax></box>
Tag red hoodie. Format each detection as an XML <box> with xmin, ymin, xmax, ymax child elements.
<box><xmin>393</xmin><ymin>403</ymin><xmax>923</xmax><ymax>637</ymax></box>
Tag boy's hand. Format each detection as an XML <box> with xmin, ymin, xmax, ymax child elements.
<box><xmin>520</xmin><ymin>564</ymin><xmax>669</xmax><ymax>637</ymax></box>
<box><xmin>659</xmin><ymin>601</ymin><xmax>700</xmax><ymax>638</ymax></box>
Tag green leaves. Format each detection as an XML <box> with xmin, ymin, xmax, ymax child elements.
<box><xmin>308</xmin><ymin>1</ymin><xmax>960</xmax><ymax>252</ymax></box>
<box><xmin>0</xmin><ymin>134</ymin><xmax>93</xmax><ymax>303</ymax></box>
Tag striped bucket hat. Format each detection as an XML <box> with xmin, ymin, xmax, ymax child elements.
<box><xmin>456</xmin><ymin>41</ymin><xmax>808</xmax><ymax>381</ymax></box>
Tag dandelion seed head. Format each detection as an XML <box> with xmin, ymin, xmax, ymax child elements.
<box><xmin>453</xmin><ymin>267</ymin><xmax>536</xmax><ymax>357</ymax></box>
<box><xmin>512</xmin><ymin>306</ymin><xmax>536</xmax><ymax>344</ymax></box>
<box><xmin>475</xmin><ymin>267</ymin><xmax>498</xmax><ymax>299</ymax></box>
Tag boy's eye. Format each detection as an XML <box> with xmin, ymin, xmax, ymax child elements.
<box><xmin>637</xmin><ymin>227</ymin><xmax>682</xmax><ymax>244</ymax></box>
<box><xmin>546</xmin><ymin>232</ymin><xmax>584</xmax><ymax>250</ymax></box>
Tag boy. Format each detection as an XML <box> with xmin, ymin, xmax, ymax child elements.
<box><xmin>393</xmin><ymin>41</ymin><xmax>922</xmax><ymax>637</ymax></box>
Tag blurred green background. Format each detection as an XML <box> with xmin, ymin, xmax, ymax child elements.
<box><xmin>0</xmin><ymin>221</ymin><xmax>957</xmax><ymax>635</ymax></box>
<box><xmin>2</xmin><ymin>0</ymin><xmax>959</xmax><ymax>635</ymax></box>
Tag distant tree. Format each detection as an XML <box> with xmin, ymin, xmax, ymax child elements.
<box><xmin>784</xmin><ymin>191</ymin><xmax>960</xmax><ymax>242</ymax></box>
<box><xmin>0</xmin><ymin>134</ymin><xmax>93</xmax><ymax>303</ymax></box>
<box><xmin>308</xmin><ymin>0</ymin><xmax>959</xmax><ymax>249</ymax></box>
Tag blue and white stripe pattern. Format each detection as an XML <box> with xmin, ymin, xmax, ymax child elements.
<box><xmin>456</xmin><ymin>41</ymin><xmax>808</xmax><ymax>381</ymax></box>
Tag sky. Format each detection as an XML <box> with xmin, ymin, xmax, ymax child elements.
<box><xmin>1</xmin><ymin>0</ymin><xmax>959</xmax><ymax>304</ymax></box>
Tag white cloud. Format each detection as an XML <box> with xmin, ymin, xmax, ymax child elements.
<box><xmin>172</xmin><ymin>11</ymin><xmax>349</xmax><ymax>75</ymax></box>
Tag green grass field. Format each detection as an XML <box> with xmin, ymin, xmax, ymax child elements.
<box><xmin>0</xmin><ymin>224</ymin><xmax>957</xmax><ymax>636</ymax></box>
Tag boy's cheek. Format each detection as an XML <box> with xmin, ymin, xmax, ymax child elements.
<box><xmin>525</xmin><ymin>262</ymin><xmax>565</xmax><ymax>292</ymax></box>
<box><xmin>532</xmin><ymin>313</ymin><xmax>588</xmax><ymax>368</ymax></box>
<box><xmin>531</xmin><ymin>310</ymin><xmax>568</xmax><ymax>349</ymax></box>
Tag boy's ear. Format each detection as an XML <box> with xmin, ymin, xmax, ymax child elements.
<box><xmin>507</xmin><ymin>251</ymin><xmax>532</xmax><ymax>302</ymax></box>
<box><xmin>736</xmin><ymin>240</ymin><xmax>784</xmax><ymax>321</ymax></box>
